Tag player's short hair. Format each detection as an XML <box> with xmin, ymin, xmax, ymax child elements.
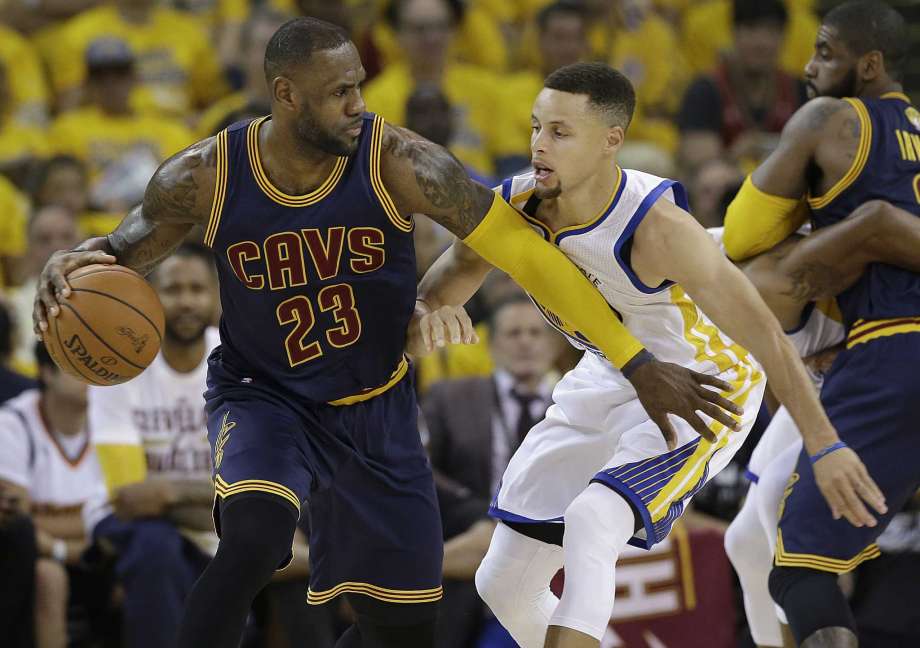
<box><xmin>263</xmin><ymin>17</ymin><xmax>350</xmax><ymax>81</ymax></box>
<box><xmin>823</xmin><ymin>0</ymin><xmax>908</xmax><ymax>82</ymax></box>
<box><xmin>536</xmin><ymin>0</ymin><xmax>587</xmax><ymax>33</ymax></box>
<box><xmin>732</xmin><ymin>0</ymin><xmax>788</xmax><ymax>29</ymax></box>
<box><xmin>385</xmin><ymin>0</ymin><xmax>465</xmax><ymax>28</ymax></box>
<box><xmin>544</xmin><ymin>62</ymin><xmax>635</xmax><ymax>130</ymax></box>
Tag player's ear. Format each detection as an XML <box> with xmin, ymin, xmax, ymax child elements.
<box><xmin>860</xmin><ymin>50</ymin><xmax>883</xmax><ymax>83</ymax></box>
<box><xmin>605</xmin><ymin>125</ymin><xmax>625</xmax><ymax>154</ymax></box>
<box><xmin>272</xmin><ymin>76</ymin><xmax>298</xmax><ymax>113</ymax></box>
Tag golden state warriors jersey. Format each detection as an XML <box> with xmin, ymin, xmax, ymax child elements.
<box><xmin>809</xmin><ymin>92</ymin><xmax>920</xmax><ymax>327</ymax></box>
<box><xmin>204</xmin><ymin>114</ymin><xmax>416</xmax><ymax>404</ymax></box>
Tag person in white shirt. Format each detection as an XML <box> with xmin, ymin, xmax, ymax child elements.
<box><xmin>0</xmin><ymin>341</ymin><xmax>104</xmax><ymax>648</ymax></box>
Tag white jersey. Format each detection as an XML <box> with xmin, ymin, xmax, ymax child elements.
<box><xmin>492</xmin><ymin>169</ymin><xmax>766</xmax><ymax>548</ymax></box>
<box><xmin>85</xmin><ymin>327</ymin><xmax>220</xmax><ymax>552</ymax></box>
<box><xmin>88</xmin><ymin>327</ymin><xmax>219</xmax><ymax>479</ymax></box>
<box><xmin>502</xmin><ymin>167</ymin><xmax>761</xmax><ymax>385</ymax></box>
<box><xmin>0</xmin><ymin>389</ymin><xmax>103</xmax><ymax>514</ymax></box>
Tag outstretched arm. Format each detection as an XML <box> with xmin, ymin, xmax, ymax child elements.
<box><xmin>381</xmin><ymin>123</ymin><xmax>743</xmax><ymax>446</ymax></box>
<box><xmin>33</xmin><ymin>138</ymin><xmax>216</xmax><ymax>335</ymax></box>
<box><xmin>637</xmin><ymin>198</ymin><xmax>887</xmax><ymax>527</ymax></box>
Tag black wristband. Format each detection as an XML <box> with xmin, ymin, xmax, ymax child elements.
<box><xmin>622</xmin><ymin>349</ymin><xmax>655</xmax><ymax>380</ymax></box>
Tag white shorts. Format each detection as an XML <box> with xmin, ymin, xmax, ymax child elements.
<box><xmin>490</xmin><ymin>352</ymin><xmax>765</xmax><ymax>549</ymax></box>
<box><xmin>745</xmin><ymin>405</ymin><xmax>802</xmax><ymax>484</ymax></box>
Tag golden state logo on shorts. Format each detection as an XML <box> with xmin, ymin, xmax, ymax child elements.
<box><xmin>214</xmin><ymin>411</ymin><xmax>236</xmax><ymax>471</ymax></box>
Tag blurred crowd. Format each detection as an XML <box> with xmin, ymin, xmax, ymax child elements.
<box><xmin>1</xmin><ymin>0</ymin><xmax>920</xmax><ymax>647</ymax></box>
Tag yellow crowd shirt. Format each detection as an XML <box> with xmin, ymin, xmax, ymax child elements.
<box><xmin>48</xmin><ymin>5</ymin><xmax>229</xmax><ymax>118</ymax></box>
<box><xmin>0</xmin><ymin>24</ymin><xmax>49</xmax><ymax>126</ymax></box>
<box><xmin>362</xmin><ymin>62</ymin><xmax>517</xmax><ymax>176</ymax></box>
<box><xmin>0</xmin><ymin>175</ymin><xmax>28</xmax><ymax>287</ymax></box>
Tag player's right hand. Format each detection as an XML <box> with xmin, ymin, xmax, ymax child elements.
<box><xmin>33</xmin><ymin>243</ymin><xmax>116</xmax><ymax>339</ymax></box>
<box><xmin>812</xmin><ymin>446</ymin><xmax>886</xmax><ymax>528</ymax></box>
<box><xmin>407</xmin><ymin>300</ymin><xmax>479</xmax><ymax>357</ymax></box>
<box><xmin>628</xmin><ymin>359</ymin><xmax>744</xmax><ymax>450</ymax></box>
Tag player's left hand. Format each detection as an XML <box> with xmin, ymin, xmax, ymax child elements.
<box><xmin>407</xmin><ymin>300</ymin><xmax>479</xmax><ymax>357</ymax></box>
<box><xmin>812</xmin><ymin>447</ymin><xmax>887</xmax><ymax>528</ymax></box>
<box><xmin>112</xmin><ymin>481</ymin><xmax>177</xmax><ymax>520</ymax></box>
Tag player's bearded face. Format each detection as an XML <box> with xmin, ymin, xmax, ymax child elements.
<box><xmin>295</xmin><ymin>105</ymin><xmax>359</xmax><ymax>157</ymax></box>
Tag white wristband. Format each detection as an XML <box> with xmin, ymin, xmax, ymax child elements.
<box><xmin>51</xmin><ymin>539</ymin><xmax>67</xmax><ymax>562</ymax></box>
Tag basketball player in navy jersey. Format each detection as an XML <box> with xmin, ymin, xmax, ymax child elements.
<box><xmin>724</xmin><ymin>2</ymin><xmax>920</xmax><ymax>646</ymax></box>
<box><xmin>30</xmin><ymin>17</ymin><xmax>747</xmax><ymax>648</ymax></box>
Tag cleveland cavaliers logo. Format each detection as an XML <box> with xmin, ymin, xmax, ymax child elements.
<box><xmin>214</xmin><ymin>411</ymin><xmax>236</xmax><ymax>471</ymax></box>
<box><xmin>906</xmin><ymin>106</ymin><xmax>920</xmax><ymax>131</ymax></box>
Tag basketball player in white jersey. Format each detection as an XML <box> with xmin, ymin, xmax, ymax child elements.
<box><xmin>411</xmin><ymin>62</ymin><xmax>883</xmax><ymax>648</ymax></box>
<box><xmin>0</xmin><ymin>341</ymin><xmax>104</xmax><ymax>648</ymax></box>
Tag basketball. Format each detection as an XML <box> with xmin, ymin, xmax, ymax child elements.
<box><xmin>43</xmin><ymin>264</ymin><xmax>165</xmax><ymax>386</ymax></box>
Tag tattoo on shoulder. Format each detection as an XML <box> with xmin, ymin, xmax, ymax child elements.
<box><xmin>805</xmin><ymin>99</ymin><xmax>847</xmax><ymax>131</ymax></box>
<box><xmin>381</xmin><ymin>125</ymin><xmax>493</xmax><ymax>238</ymax></box>
<box><xmin>142</xmin><ymin>138</ymin><xmax>217</xmax><ymax>226</ymax></box>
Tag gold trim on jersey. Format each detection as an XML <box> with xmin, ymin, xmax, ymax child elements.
<box><xmin>881</xmin><ymin>91</ymin><xmax>911</xmax><ymax>103</ymax></box>
<box><xmin>807</xmin><ymin>98</ymin><xmax>872</xmax><ymax>210</ymax></box>
<box><xmin>369</xmin><ymin>115</ymin><xmax>413</xmax><ymax>232</ymax></box>
<box><xmin>327</xmin><ymin>356</ymin><xmax>409</xmax><ymax>406</ymax></box>
<box><xmin>214</xmin><ymin>475</ymin><xmax>301</xmax><ymax>511</ymax></box>
<box><xmin>204</xmin><ymin>129</ymin><xmax>229</xmax><ymax>248</ymax></box>
<box><xmin>846</xmin><ymin>317</ymin><xmax>920</xmax><ymax>349</ymax></box>
<box><xmin>644</xmin><ymin>287</ymin><xmax>764</xmax><ymax>522</ymax></box>
<box><xmin>307</xmin><ymin>582</ymin><xmax>442</xmax><ymax>605</ymax></box>
<box><xmin>775</xmin><ymin>530</ymin><xmax>881</xmax><ymax>574</ymax></box>
<box><xmin>512</xmin><ymin>169</ymin><xmax>623</xmax><ymax>244</ymax></box>
<box><xmin>247</xmin><ymin>117</ymin><xmax>347</xmax><ymax>207</ymax></box>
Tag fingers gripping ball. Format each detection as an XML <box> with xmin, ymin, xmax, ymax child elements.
<box><xmin>43</xmin><ymin>265</ymin><xmax>164</xmax><ymax>385</ymax></box>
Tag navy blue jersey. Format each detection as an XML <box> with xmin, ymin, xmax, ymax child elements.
<box><xmin>809</xmin><ymin>92</ymin><xmax>920</xmax><ymax>327</ymax></box>
<box><xmin>204</xmin><ymin>113</ymin><xmax>416</xmax><ymax>404</ymax></box>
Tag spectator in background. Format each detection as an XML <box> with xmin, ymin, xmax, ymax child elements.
<box><xmin>48</xmin><ymin>0</ymin><xmax>228</xmax><ymax>117</ymax></box>
<box><xmin>5</xmin><ymin>206</ymin><xmax>83</xmax><ymax>376</ymax></box>
<box><xmin>503</xmin><ymin>1</ymin><xmax>590</xmax><ymax>171</ymax></box>
<box><xmin>0</xmin><ymin>301</ymin><xmax>35</xmax><ymax>403</ymax></box>
<box><xmin>363</xmin><ymin>0</ymin><xmax>517</xmax><ymax>178</ymax></box>
<box><xmin>197</xmin><ymin>8</ymin><xmax>288</xmax><ymax>138</ymax></box>
<box><xmin>0</xmin><ymin>173</ymin><xmax>29</xmax><ymax>289</ymax></box>
<box><xmin>0</xmin><ymin>62</ymin><xmax>48</xmax><ymax>189</ymax></box>
<box><xmin>677</xmin><ymin>0</ymin><xmax>807</xmax><ymax>176</ymax></box>
<box><xmin>49</xmin><ymin>38</ymin><xmax>194</xmax><ymax>214</ymax></box>
<box><xmin>687</xmin><ymin>157</ymin><xmax>744</xmax><ymax>228</ymax></box>
<box><xmin>84</xmin><ymin>245</ymin><xmax>329</xmax><ymax>648</ymax></box>
<box><xmin>422</xmin><ymin>295</ymin><xmax>560</xmax><ymax>648</ymax></box>
<box><xmin>27</xmin><ymin>155</ymin><xmax>119</xmax><ymax>238</ymax></box>
<box><xmin>0</xmin><ymin>342</ymin><xmax>105</xmax><ymax>648</ymax></box>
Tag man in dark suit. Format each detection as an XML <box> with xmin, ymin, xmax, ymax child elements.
<box><xmin>422</xmin><ymin>293</ymin><xmax>563</xmax><ymax>648</ymax></box>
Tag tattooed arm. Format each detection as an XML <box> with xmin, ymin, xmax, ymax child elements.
<box><xmin>741</xmin><ymin>201</ymin><xmax>920</xmax><ymax>329</ymax></box>
<box><xmin>33</xmin><ymin>138</ymin><xmax>217</xmax><ymax>335</ymax></box>
<box><xmin>380</xmin><ymin>123</ymin><xmax>744</xmax><ymax>446</ymax></box>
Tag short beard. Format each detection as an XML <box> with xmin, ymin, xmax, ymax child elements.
<box><xmin>823</xmin><ymin>67</ymin><xmax>859</xmax><ymax>99</ymax></box>
<box><xmin>534</xmin><ymin>184</ymin><xmax>562</xmax><ymax>200</ymax></box>
<box><xmin>165</xmin><ymin>322</ymin><xmax>207</xmax><ymax>347</ymax></box>
<box><xmin>296</xmin><ymin>109</ymin><xmax>357</xmax><ymax>157</ymax></box>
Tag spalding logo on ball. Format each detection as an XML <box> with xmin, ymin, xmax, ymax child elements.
<box><xmin>43</xmin><ymin>264</ymin><xmax>165</xmax><ymax>385</ymax></box>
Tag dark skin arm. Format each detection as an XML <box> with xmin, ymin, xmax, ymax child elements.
<box><xmin>743</xmin><ymin>200</ymin><xmax>920</xmax><ymax>330</ymax></box>
<box><xmin>380</xmin><ymin>123</ymin><xmax>743</xmax><ymax>444</ymax></box>
<box><xmin>33</xmin><ymin>138</ymin><xmax>216</xmax><ymax>335</ymax></box>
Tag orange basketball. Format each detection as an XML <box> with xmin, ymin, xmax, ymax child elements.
<box><xmin>43</xmin><ymin>264</ymin><xmax>164</xmax><ymax>386</ymax></box>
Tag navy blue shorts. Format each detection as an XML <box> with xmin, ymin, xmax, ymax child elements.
<box><xmin>776</xmin><ymin>330</ymin><xmax>920</xmax><ymax>574</ymax></box>
<box><xmin>204</xmin><ymin>366</ymin><xmax>443</xmax><ymax>606</ymax></box>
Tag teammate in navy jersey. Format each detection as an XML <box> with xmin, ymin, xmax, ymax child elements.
<box><xmin>724</xmin><ymin>2</ymin><xmax>920</xmax><ymax>646</ymax></box>
<box><xmin>31</xmin><ymin>17</ymin><xmax>747</xmax><ymax>648</ymax></box>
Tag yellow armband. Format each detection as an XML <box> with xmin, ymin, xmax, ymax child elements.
<box><xmin>463</xmin><ymin>195</ymin><xmax>645</xmax><ymax>369</ymax></box>
<box><xmin>723</xmin><ymin>176</ymin><xmax>808</xmax><ymax>261</ymax></box>
<box><xmin>96</xmin><ymin>444</ymin><xmax>147</xmax><ymax>494</ymax></box>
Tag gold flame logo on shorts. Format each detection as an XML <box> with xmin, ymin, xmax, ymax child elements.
<box><xmin>905</xmin><ymin>106</ymin><xmax>920</xmax><ymax>131</ymax></box>
<box><xmin>214</xmin><ymin>411</ymin><xmax>236</xmax><ymax>471</ymax></box>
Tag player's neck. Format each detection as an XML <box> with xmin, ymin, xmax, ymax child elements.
<box><xmin>40</xmin><ymin>395</ymin><xmax>85</xmax><ymax>438</ymax></box>
<box><xmin>162</xmin><ymin>336</ymin><xmax>207</xmax><ymax>374</ymax></box>
<box><xmin>859</xmin><ymin>79</ymin><xmax>904</xmax><ymax>100</ymax></box>
<box><xmin>260</xmin><ymin>118</ymin><xmax>341</xmax><ymax>195</ymax></box>
<box><xmin>541</xmin><ymin>166</ymin><xmax>620</xmax><ymax>230</ymax></box>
